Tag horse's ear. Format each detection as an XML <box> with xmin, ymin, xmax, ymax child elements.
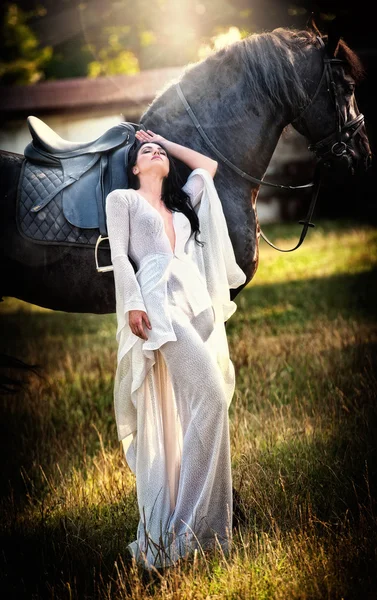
<box><xmin>326</xmin><ymin>17</ymin><xmax>341</xmax><ymax>57</ymax></box>
<box><xmin>306</xmin><ymin>12</ymin><xmax>322</xmax><ymax>36</ymax></box>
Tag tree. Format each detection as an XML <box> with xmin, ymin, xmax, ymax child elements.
<box><xmin>0</xmin><ymin>0</ymin><xmax>362</xmax><ymax>83</ymax></box>
<box><xmin>0</xmin><ymin>3</ymin><xmax>52</xmax><ymax>84</ymax></box>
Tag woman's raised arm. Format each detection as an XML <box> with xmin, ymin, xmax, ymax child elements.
<box><xmin>135</xmin><ymin>129</ymin><xmax>218</xmax><ymax>177</ymax></box>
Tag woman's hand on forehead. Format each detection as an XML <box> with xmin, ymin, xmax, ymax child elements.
<box><xmin>136</xmin><ymin>130</ymin><xmax>167</xmax><ymax>146</ymax></box>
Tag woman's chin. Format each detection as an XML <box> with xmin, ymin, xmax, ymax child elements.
<box><xmin>148</xmin><ymin>164</ymin><xmax>169</xmax><ymax>177</ymax></box>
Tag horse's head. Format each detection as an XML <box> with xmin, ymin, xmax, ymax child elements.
<box><xmin>291</xmin><ymin>28</ymin><xmax>371</xmax><ymax>175</ymax></box>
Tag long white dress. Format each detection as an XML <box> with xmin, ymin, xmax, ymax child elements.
<box><xmin>105</xmin><ymin>168</ymin><xmax>246</xmax><ymax>569</ymax></box>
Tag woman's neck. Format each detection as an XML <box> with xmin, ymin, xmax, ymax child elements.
<box><xmin>138</xmin><ymin>174</ymin><xmax>164</xmax><ymax>206</ymax></box>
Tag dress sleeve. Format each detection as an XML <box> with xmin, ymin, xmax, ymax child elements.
<box><xmin>106</xmin><ymin>190</ymin><xmax>147</xmax><ymax>315</ymax></box>
<box><xmin>182</xmin><ymin>168</ymin><xmax>208</xmax><ymax>208</ymax></box>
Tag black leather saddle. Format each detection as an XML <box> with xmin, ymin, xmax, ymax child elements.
<box><xmin>19</xmin><ymin>116</ymin><xmax>144</xmax><ymax>271</ymax></box>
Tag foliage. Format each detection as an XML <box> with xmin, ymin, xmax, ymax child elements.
<box><xmin>77</xmin><ymin>0</ymin><xmax>251</xmax><ymax>74</ymax></box>
<box><xmin>0</xmin><ymin>0</ymin><xmax>254</xmax><ymax>82</ymax></box>
<box><xmin>0</xmin><ymin>0</ymin><xmax>351</xmax><ymax>83</ymax></box>
<box><xmin>86</xmin><ymin>26</ymin><xmax>140</xmax><ymax>77</ymax></box>
<box><xmin>0</xmin><ymin>3</ymin><xmax>52</xmax><ymax>84</ymax></box>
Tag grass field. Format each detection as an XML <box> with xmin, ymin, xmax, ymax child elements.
<box><xmin>1</xmin><ymin>219</ymin><xmax>377</xmax><ymax>599</ymax></box>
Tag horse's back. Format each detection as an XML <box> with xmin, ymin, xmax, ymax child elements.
<box><xmin>0</xmin><ymin>151</ymin><xmax>23</xmax><ymax>229</ymax></box>
<box><xmin>0</xmin><ymin>150</ymin><xmax>24</xmax><ymax>197</ymax></box>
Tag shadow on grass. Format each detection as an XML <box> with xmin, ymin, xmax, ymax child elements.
<box><xmin>0</xmin><ymin>503</ymin><xmax>137</xmax><ymax>599</ymax></box>
<box><xmin>230</xmin><ymin>267</ymin><xmax>377</xmax><ymax>334</ymax></box>
<box><xmin>0</xmin><ymin>308</ymin><xmax>116</xmax><ymax>502</ymax></box>
<box><xmin>1</xmin><ymin>308</ymin><xmax>116</xmax><ymax>341</ymax></box>
<box><xmin>236</xmin><ymin>338</ymin><xmax>377</xmax><ymax>599</ymax></box>
<box><xmin>240</xmin><ymin>341</ymin><xmax>377</xmax><ymax>529</ymax></box>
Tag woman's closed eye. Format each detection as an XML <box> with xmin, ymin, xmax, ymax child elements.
<box><xmin>142</xmin><ymin>148</ymin><xmax>167</xmax><ymax>156</ymax></box>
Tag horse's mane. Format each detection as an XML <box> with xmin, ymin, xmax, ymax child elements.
<box><xmin>149</xmin><ymin>27</ymin><xmax>364</xmax><ymax>119</ymax></box>
<box><xmin>269</xmin><ymin>28</ymin><xmax>364</xmax><ymax>83</ymax></box>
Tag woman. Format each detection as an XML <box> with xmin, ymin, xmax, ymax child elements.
<box><xmin>105</xmin><ymin>129</ymin><xmax>246</xmax><ymax>570</ymax></box>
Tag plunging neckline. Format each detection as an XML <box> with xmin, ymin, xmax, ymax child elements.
<box><xmin>134</xmin><ymin>190</ymin><xmax>177</xmax><ymax>254</ymax></box>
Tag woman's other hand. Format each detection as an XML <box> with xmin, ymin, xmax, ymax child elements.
<box><xmin>135</xmin><ymin>129</ymin><xmax>167</xmax><ymax>145</ymax></box>
<box><xmin>129</xmin><ymin>310</ymin><xmax>152</xmax><ymax>340</ymax></box>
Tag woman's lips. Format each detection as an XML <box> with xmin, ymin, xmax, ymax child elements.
<box><xmin>152</xmin><ymin>156</ymin><xmax>162</xmax><ymax>160</ymax></box>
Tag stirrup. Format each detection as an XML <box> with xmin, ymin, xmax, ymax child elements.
<box><xmin>95</xmin><ymin>234</ymin><xmax>113</xmax><ymax>273</ymax></box>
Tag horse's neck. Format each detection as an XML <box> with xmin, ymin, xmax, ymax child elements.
<box><xmin>243</xmin><ymin>115</ymin><xmax>286</xmax><ymax>180</ymax></box>
<box><xmin>144</xmin><ymin>80</ymin><xmax>285</xmax><ymax>186</ymax></box>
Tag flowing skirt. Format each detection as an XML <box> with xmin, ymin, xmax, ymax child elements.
<box><xmin>125</xmin><ymin>269</ymin><xmax>233</xmax><ymax>569</ymax></box>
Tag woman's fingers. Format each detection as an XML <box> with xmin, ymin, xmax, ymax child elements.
<box><xmin>138</xmin><ymin>324</ymin><xmax>148</xmax><ymax>340</ymax></box>
<box><xmin>142</xmin><ymin>313</ymin><xmax>152</xmax><ymax>330</ymax></box>
<box><xmin>129</xmin><ymin>310</ymin><xmax>152</xmax><ymax>340</ymax></box>
<box><xmin>136</xmin><ymin>317</ymin><xmax>148</xmax><ymax>340</ymax></box>
<box><xmin>135</xmin><ymin>129</ymin><xmax>166</xmax><ymax>144</ymax></box>
<box><xmin>136</xmin><ymin>129</ymin><xmax>155</xmax><ymax>140</ymax></box>
<box><xmin>133</xmin><ymin>321</ymin><xmax>147</xmax><ymax>340</ymax></box>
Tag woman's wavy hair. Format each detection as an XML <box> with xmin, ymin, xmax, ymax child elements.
<box><xmin>127</xmin><ymin>140</ymin><xmax>204</xmax><ymax>247</ymax></box>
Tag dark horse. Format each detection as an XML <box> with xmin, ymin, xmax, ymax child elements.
<box><xmin>0</xmin><ymin>27</ymin><xmax>371</xmax><ymax>314</ymax></box>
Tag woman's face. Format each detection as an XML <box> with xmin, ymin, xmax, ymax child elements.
<box><xmin>134</xmin><ymin>143</ymin><xmax>170</xmax><ymax>178</ymax></box>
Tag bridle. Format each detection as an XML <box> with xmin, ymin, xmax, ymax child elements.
<box><xmin>292</xmin><ymin>37</ymin><xmax>365</xmax><ymax>171</ymax></box>
<box><xmin>175</xmin><ymin>37</ymin><xmax>365</xmax><ymax>252</ymax></box>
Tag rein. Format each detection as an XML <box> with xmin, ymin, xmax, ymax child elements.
<box><xmin>175</xmin><ymin>39</ymin><xmax>364</xmax><ymax>252</ymax></box>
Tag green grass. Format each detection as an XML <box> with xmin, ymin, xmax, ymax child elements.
<box><xmin>1</xmin><ymin>219</ymin><xmax>376</xmax><ymax>599</ymax></box>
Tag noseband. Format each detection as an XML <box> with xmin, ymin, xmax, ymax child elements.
<box><xmin>175</xmin><ymin>39</ymin><xmax>365</xmax><ymax>252</ymax></box>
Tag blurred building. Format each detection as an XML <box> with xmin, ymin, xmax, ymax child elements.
<box><xmin>0</xmin><ymin>68</ymin><xmax>182</xmax><ymax>154</ymax></box>
<box><xmin>256</xmin><ymin>127</ymin><xmax>315</xmax><ymax>223</ymax></box>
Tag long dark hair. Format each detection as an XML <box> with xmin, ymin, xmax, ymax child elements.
<box><xmin>127</xmin><ymin>140</ymin><xmax>204</xmax><ymax>247</ymax></box>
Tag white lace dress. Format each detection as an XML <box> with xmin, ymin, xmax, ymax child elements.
<box><xmin>105</xmin><ymin>168</ymin><xmax>246</xmax><ymax>569</ymax></box>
